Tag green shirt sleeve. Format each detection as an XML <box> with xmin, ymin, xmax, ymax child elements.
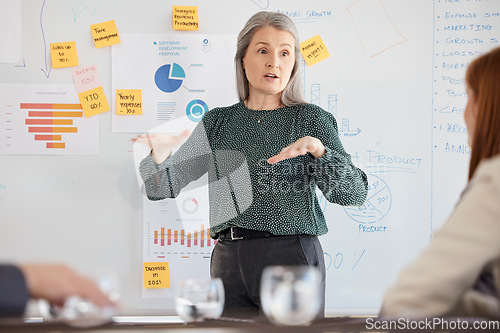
<box><xmin>308</xmin><ymin>107</ymin><xmax>368</xmax><ymax>206</ymax></box>
<box><xmin>139</xmin><ymin>118</ymin><xmax>213</xmax><ymax>200</ymax></box>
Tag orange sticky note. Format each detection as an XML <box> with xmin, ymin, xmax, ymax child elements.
<box><xmin>143</xmin><ymin>262</ymin><xmax>169</xmax><ymax>289</ymax></box>
<box><xmin>90</xmin><ymin>20</ymin><xmax>121</xmax><ymax>48</ymax></box>
<box><xmin>116</xmin><ymin>89</ymin><xmax>142</xmax><ymax>115</ymax></box>
<box><xmin>172</xmin><ymin>6</ymin><xmax>199</xmax><ymax>30</ymax></box>
<box><xmin>50</xmin><ymin>41</ymin><xmax>78</xmax><ymax>68</ymax></box>
<box><xmin>78</xmin><ymin>86</ymin><xmax>110</xmax><ymax>117</ymax></box>
<box><xmin>300</xmin><ymin>35</ymin><xmax>330</xmax><ymax>66</ymax></box>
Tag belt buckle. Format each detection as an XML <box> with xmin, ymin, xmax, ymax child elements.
<box><xmin>230</xmin><ymin>226</ymin><xmax>244</xmax><ymax>241</ymax></box>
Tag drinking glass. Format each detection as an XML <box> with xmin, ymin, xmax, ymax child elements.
<box><xmin>175</xmin><ymin>277</ymin><xmax>224</xmax><ymax>322</ymax></box>
<box><xmin>260</xmin><ymin>266</ymin><xmax>321</xmax><ymax>326</ymax></box>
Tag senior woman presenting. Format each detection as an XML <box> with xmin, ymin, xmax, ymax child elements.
<box><xmin>136</xmin><ymin>11</ymin><xmax>367</xmax><ymax>317</ymax></box>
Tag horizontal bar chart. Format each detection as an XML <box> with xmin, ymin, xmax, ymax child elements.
<box><xmin>0</xmin><ymin>83</ymin><xmax>99</xmax><ymax>155</ymax></box>
<box><xmin>22</xmin><ymin>102</ymin><xmax>84</xmax><ymax>151</ymax></box>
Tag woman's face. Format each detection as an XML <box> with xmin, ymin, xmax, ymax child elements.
<box><xmin>242</xmin><ymin>26</ymin><xmax>295</xmax><ymax>100</ymax></box>
<box><xmin>464</xmin><ymin>86</ymin><xmax>478</xmax><ymax>147</ymax></box>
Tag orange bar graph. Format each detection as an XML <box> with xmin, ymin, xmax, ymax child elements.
<box><xmin>46</xmin><ymin>143</ymin><xmax>65</xmax><ymax>149</ymax></box>
<box><xmin>25</xmin><ymin>119</ymin><xmax>73</xmax><ymax>125</ymax></box>
<box><xmin>28</xmin><ymin>111</ymin><xmax>83</xmax><ymax>118</ymax></box>
<box><xmin>35</xmin><ymin>135</ymin><xmax>61</xmax><ymax>141</ymax></box>
<box><xmin>153</xmin><ymin>227</ymin><xmax>216</xmax><ymax>249</ymax></box>
<box><xmin>28</xmin><ymin>127</ymin><xmax>77</xmax><ymax>133</ymax></box>
<box><xmin>21</xmin><ymin>103</ymin><xmax>82</xmax><ymax>110</ymax></box>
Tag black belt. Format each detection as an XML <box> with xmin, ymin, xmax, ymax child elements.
<box><xmin>217</xmin><ymin>227</ymin><xmax>274</xmax><ymax>241</ymax></box>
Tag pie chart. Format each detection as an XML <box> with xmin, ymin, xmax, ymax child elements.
<box><xmin>154</xmin><ymin>63</ymin><xmax>185</xmax><ymax>93</ymax></box>
<box><xmin>344</xmin><ymin>174</ymin><xmax>392</xmax><ymax>223</ymax></box>
<box><xmin>182</xmin><ymin>197</ymin><xmax>199</xmax><ymax>214</ymax></box>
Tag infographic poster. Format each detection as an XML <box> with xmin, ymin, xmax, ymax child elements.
<box><xmin>111</xmin><ymin>34</ymin><xmax>238</xmax><ymax>134</ymax></box>
<box><xmin>0</xmin><ymin>83</ymin><xmax>99</xmax><ymax>155</ymax></box>
<box><xmin>142</xmin><ymin>175</ymin><xmax>212</xmax><ymax>298</ymax></box>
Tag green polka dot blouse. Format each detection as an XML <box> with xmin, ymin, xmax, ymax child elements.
<box><xmin>140</xmin><ymin>101</ymin><xmax>368</xmax><ymax>238</ymax></box>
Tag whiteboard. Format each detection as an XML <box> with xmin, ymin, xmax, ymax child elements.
<box><xmin>0</xmin><ymin>0</ymin><xmax>499</xmax><ymax>315</ymax></box>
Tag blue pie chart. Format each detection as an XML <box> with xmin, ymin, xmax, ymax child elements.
<box><xmin>154</xmin><ymin>63</ymin><xmax>185</xmax><ymax>93</ymax></box>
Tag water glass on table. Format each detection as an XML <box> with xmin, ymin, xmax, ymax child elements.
<box><xmin>175</xmin><ymin>277</ymin><xmax>224</xmax><ymax>322</ymax></box>
<box><xmin>260</xmin><ymin>265</ymin><xmax>321</xmax><ymax>326</ymax></box>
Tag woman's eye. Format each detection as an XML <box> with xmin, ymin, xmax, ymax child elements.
<box><xmin>281</xmin><ymin>51</ymin><xmax>289</xmax><ymax>56</ymax></box>
<box><xmin>258</xmin><ymin>49</ymin><xmax>267</xmax><ymax>54</ymax></box>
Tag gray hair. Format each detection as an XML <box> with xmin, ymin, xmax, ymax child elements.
<box><xmin>235</xmin><ymin>11</ymin><xmax>306</xmax><ymax>106</ymax></box>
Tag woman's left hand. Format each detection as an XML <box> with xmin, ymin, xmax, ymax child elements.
<box><xmin>267</xmin><ymin>136</ymin><xmax>326</xmax><ymax>164</ymax></box>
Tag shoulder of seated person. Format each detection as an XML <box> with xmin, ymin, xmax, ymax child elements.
<box><xmin>474</xmin><ymin>155</ymin><xmax>500</xmax><ymax>185</ymax></box>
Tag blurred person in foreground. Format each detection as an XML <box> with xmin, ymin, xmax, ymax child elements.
<box><xmin>381</xmin><ymin>47</ymin><xmax>500</xmax><ymax>319</ymax></box>
<box><xmin>0</xmin><ymin>264</ymin><xmax>115</xmax><ymax>318</ymax></box>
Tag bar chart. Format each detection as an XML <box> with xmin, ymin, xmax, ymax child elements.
<box><xmin>22</xmin><ymin>103</ymin><xmax>82</xmax><ymax>150</ymax></box>
<box><xmin>0</xmin><ymin>84</ymin><xmax>99</xmax><ymax>155</ymax></box>
<box><xmin>146</xmin><ymin>222</ymin><xmax>215</xmax><ymax>260</ymax></box>
<box><xmin>153</xmin><ymin>225</ymin><xmax>216</xmax><ymax>248</ymax></box>
<box><xmin>141</xmin><ymin>175</ymin><xmax>212</xmax><ymax>298</ymax></box>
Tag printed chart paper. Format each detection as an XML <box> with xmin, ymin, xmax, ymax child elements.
<box><xmin>111</xmin><ymin>33</ymin><xmax>237</xmax><ymax>133</ymax></box>
<box><xmin>142</xmin><ymin>175</ymin><xmax>211</xmax><ymax>298</ymax></box>
<box><xmin>0</xmin><ymin>84</ymin><xmax>99</xmax><ymax>155</ymax></box>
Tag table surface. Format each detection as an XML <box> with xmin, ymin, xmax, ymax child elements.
<box><xmin>0</xmin><ymin>316</ymin><xmax>371</xmax><ymax>333</ymax></box>
<box><xmin>1</xmin><ymin>315</ymin><xmax>493</xmax><ymax>333</ymax></box>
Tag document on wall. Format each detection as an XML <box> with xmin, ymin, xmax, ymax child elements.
<box><xmin>142</xmin><ymin>175</ymin><xmax>212</xmax><ymax>298</ymax></box>
<box><xmin>111</xmin><ymin>33</ymin><xmax>238</xmax><ymax>134</ymax></box>
<box><xmin>0</xmin><ymin>84</ymin><xmax>99</xmax><ymax>155</ymax></box>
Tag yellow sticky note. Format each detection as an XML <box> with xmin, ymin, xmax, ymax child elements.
<box><xmin>50</xmin><ymin>41</ymin><xmax>79</xmax><ymax>68</ymax></box>
<box><xmin>172</xmin><ymin>6</ymin><xmax>199</xmax><ymax>30</ymax></box>
<box><xmin>78</xmin><ymin>86</ymin><xmax>110</xmax><ymax>117</ymax></box>
<box><xmin>116</xmin><ymin>89</ymin><xmax>142</xmax><ymax>115</ymax></box>
<box><xmin>300</xmin><ymin>35</ymin><xmax>330</xmax><ymax>66</ymax></box>
<box><xmin>143</xmin><ymin>262</ymin><xmax>169</xmax><ymax>289</ymax></box>
<box><xmin>90</xmin><ymin>20</ymin><xmax>121</xmax><ymax>48</ymax></box>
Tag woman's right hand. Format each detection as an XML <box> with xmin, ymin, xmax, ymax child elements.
<box><xmin>132</xmin><ymin>130</ymin><xmax>191</xmax><ymax>164</ymax></box>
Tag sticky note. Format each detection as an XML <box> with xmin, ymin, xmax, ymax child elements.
<box><xmin>77</xmin><ymin>86</ymin><xmax>110</xmax><ymax>117</ymax></box>
<box><xmin>299</xmin><ymin>35</ymin><xmax>330</xmax><ymax>66</ymax></box>
<box><xmin>72</xmin><ymin>65</ymin><xmax>103</xmax><ymax>93</ymax></box>
<box><xmin>50</xmin><ymin>41</ymin><xmax>78</xmax><ymax>68</ymax></box>
<box><xmin>172</xmin><ymin>6</ymin><xmax>199</xmax><ymax>30</ymax></box>
<box><xmin>90</xmin><ymin>20</ymin><xmax>121</xmax><ymax>48</ymax></box>
<box><xmin>143</xmin><ymin>262</ymin><xmax>169</xmax><ymax>289</ymax></box>
<box><xmin>116</xmin><ymin>89</ymin><xmax>142</xmax><ymax>115</ymax></box>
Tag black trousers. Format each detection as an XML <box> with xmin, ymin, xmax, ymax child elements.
<box><xmin>210</xmin><ymin>233</ymin><xmax>326</xmax><ymax>318</ymax></box>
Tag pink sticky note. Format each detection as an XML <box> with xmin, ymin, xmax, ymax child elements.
<box><xmin>72</xmin><ymin>65</ymin><xmax>103</xmax><ymax>94</ymax></box>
